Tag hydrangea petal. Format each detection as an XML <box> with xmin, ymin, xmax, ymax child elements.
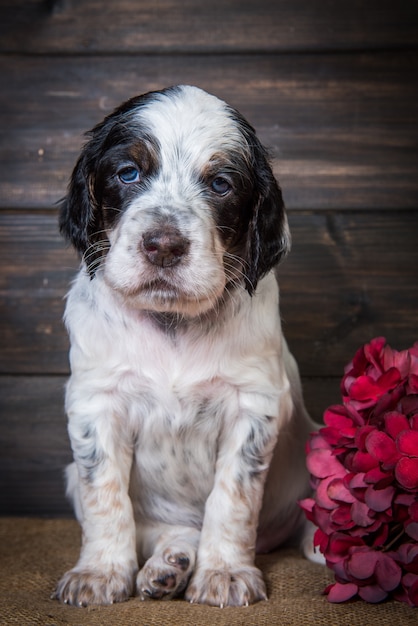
<box><xmin>299</xmin><ymin>498</ymin><xmax>315</xmax><ymax>521</ymax></box>
<box><xmin>319</xmin><ymin>427</ymin><xmax>343</xmax><ymax>446</ymax></box>
<box><xmin>364</xmin><ymin>485</ymin><xmax>395</xmax><ymax>512</ymax></box>
<box><xmin>352</xmin><ymin>450</ymin><xmax>379</xmax><ymax>472</ymax></box>
<box><xmin>358</xmin><ymin>585</ymin><xmax>388</xmax><ymax>603</ymax></box>
<box><xmin>345</xmin><ymin>403</ymin><xmax>366</xmax><ymax>427</ymax></box>
<box><xmin>367</xmin><ymin>336</ymin><xmax>387</xmax><ymax>356</ymax></box>
<box><xmin>384</xmin><ymin>412</ymin><xmax>410</xmax><ymax>439</ymax></box>
<box><xmin>346</xmin><ymin>548</ymin><xmax>379</xmax><ymax>579</ymax></box>
<box><xmin>327</xmin><ymin>478</ymin><xmax>356</xmax><ymax>504</ymax></box>
<box><xmin>408</xmin><ymin>579</ymin><xmax>418</xmax><ymax>607</ymax></box>
<box><xmin>314</xmin><ymin>528</ymin><xmax>328</xmax><ymax>553</ymax></box>
<box><xmin>314</xmin><ymin>504</ymin><xmax>337</xmax><ymax>535</ymax></box>
<box><xmin>383</xmin><ymin>344</ymin><xmax>411</xmax><ymax>378</ymax></box>
<box><xmin>377</xmin><ymin>367</ymin><xmax>402</xmax><ymax>393</ymax></box>
<box><xmin>364</xmin><ymin>466</ymin><xmax>393</xmax><ymax>488</ymax></box>
<box><xmin>349</xmin><ymin>472</ymin><xmax>367</xmax><ymax>489</ymax></box>
<box><xmin>401</xmin><ymin>395</ymin><xmax>418</xmax><ymax>417</ymax></box>
<box><xmin>375</xmin><ymin>553</ymin><xmax>402</xmax><ymax>591</ymax></box>
<box><xmin>330</xmin><ymin>504</ymin><xmax>355</xmax><ymax>529</ymax></box>
<box><xmin>391</xmin><ymin>541</ymin><xmax>418</xmax><ymax>566</ymax></box>
<box><xmin>326</xmin><ymin>582</ymin><xmax>358</xmax><ymax>603</ymax></box>
<box><xmin>365</xmin><ymin>430</ymin><xmax>399</xmax><ymax>465</ymax></box>
<box><xmin>323</xmin><ymin>406</ymin><xmax>354</xmax><ymax>430</ymax></box>
<box><xmin>332</xmin><ymin>558</ymin><xmax>350</xmax><ymax>582</ymax></box>
<box><xmin>351</xmin><ymin>500</ymin><xmax>374</xmax><ymax>527</ymax></box>
<box><xmin>394</xmin><ymin>493</ymin><xmax>415</xmax><ymax>506</ymax></box>
<box><xmin>349</xmin><ymin>375</ymin><xmax>381</xmax><ymax>401</ymax></box>
<box><xmin>409</xmin><ymin>374</ymin><xmax>418</xmax><ymax>393</ymax></box>
<box><xmin>355</xmin><ymin>426</ymin><xmax>375</xmax><ymax>451</ymax></box>
<box><xmin>397</xmin><ymin>430</ymin><xmax>418</xmax><ymax>456</ymax></box>
<box><xmin>317</xmin><ymin>476</ymin><xmax>340</xmax><ymax>510</ymax></box>
<box><xmin>405</xmin><ymin>522</ymin><xmax>418</xmax><ymax>541</ymax></box>
<box><xmin>403</xmin><ymin>572</ymin><xmax>418</xmax><ymax>587</ymax></box>
<box><xmin>307</xmin><ymin>448</ymin><xmax>346</xmax><ymax>479</ymax></box>
<box><xmin>326</xmin><ymin>533</ymin><xmax>364</xmax><ymax>563</ymax></box>
<box><xmin>410</xmin><ymin>501</ymin><xmax>418</xmax><ymax>521</ymax></box>
<box><xmin>395</xmin><ymin>457</ymin><xmax>418</xmax><ymax>490</ymax></box>
<box><xmin>372</xmin><ymin>522</ymin><xmax>389</xmax><ymax>548</ymax></box>
<box><xmin>375</xmin><ymin>383</ymin><xmax>406</xmax><ymax>416</ymax></box>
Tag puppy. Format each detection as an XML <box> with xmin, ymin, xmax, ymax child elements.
<box><xmin>55</xmin><ymin>85</ymin><xmax>317</xmax><ymax>608</ymax></box>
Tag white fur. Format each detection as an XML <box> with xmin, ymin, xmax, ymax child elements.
<box><xmin>55</xmin><ymin>86</ymin><xmax>319</xmax><ymax>608</ymax></box>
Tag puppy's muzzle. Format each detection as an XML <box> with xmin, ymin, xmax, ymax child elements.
<box><xmin>141</xmin><ymin>228</ymin><xmax>190</xmax><ymax>268</ymax></box>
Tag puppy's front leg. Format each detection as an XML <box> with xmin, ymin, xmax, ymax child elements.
<box><xmin>55</xmin><ymin>406</ymin><xmax>137</xmax><ymax>606</ymax></box>
<box><xmin>186</xmin><ymin>396</ymin><xmax>282</xmax><ymax>607</ymax></box>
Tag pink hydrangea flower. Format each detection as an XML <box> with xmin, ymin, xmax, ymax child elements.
<box><xmin>300</xmin><ymin>337</ymin><xmax>418</xmax><ymax>606</ymax></box>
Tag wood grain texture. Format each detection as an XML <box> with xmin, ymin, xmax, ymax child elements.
<box><xmin>278</xmin><ymin>211</ymin><xmax>418</xmax><ymax>372</ymax></box>
<box><xmin>1</xmin><ymin>210</ymin><xmax>417</xmax><ymax>377</ymax></box>
<box><xmin>1</xmin><ymin>0</ymin><xmax>417</xmax><ymax>54</ymax></box>
<box><xmin>0</xmin><ymin>212</ymin><xmax>76</xmax><ymax>374</ymax></box>
<box><xmin>1</xmin><ymin>52</ymin><xmax>417</xmax><ymax>211</ymax></box>
<box><xmin>0</xmin><ymin>376</ymin><xmax>72</xmax><ymax>515</ymax></box>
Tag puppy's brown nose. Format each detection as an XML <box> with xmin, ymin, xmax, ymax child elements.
<box><xmin>142</xmin><ymin>228</ymin><xmax>190</xmax><ymax>267</ymax></box>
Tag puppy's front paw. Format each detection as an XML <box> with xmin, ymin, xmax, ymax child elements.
<box><xmin>136</xmin><ymin>548</ymin><xmax>193</xmax><ymax>601</ymax></box>
<box><xmin>185</xmin><ymin>565</ymin><xmax>267</xmax><ymax>607</ymax></box>
<box><xmin>53</xmin><ymin>567</ymin><xmax>134</xmax><ymax>607</ymax></box>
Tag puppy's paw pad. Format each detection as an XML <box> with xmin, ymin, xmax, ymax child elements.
<box><xmin>54</xmin><ymin>568</ymin><xmax>133</xmax><ymax>607</ymax></box>
<box><xmin>136</xmin><ymin>550</ymin><xmax>193</xmax><ymax>601</ymax></box>
<box><xmin>164</xmin><ymin>550</ymin><xmax>191</xmax><ymax>572</ymax></box>
<box><xmin>185</xmin><ymin>566</ymin><xmax>267</xmax><ymax>607</ymax></box>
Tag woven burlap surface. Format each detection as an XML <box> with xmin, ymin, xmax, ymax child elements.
<box><xmin>0</xmin><ymin>518</ymin><xmax>415</xmax><ymax>625</ymax></box>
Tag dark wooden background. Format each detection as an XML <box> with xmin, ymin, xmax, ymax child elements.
<box><xmin>1</xmin><ymin>0</ymin><xmax>417</xmax><ymax>516</ymax></box>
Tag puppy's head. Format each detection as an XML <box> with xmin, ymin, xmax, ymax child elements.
<box><xmin>60</xmin><ymin>85</ymin><xmax>290</xmax><ymax>316</ymax></box>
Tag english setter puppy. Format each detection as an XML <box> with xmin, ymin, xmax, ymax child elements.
<box><xmin>55</xmin><ymin>85</ymin><xmax>317</xmax><ymax>608</ymax></box>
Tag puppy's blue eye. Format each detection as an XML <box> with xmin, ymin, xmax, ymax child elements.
<box><xmin>211</xmin><ymin>177</ymin><xmax>231</xmax><ymax>195</ymax></box>
<box><xmin>118</xmin><ymin>167</ymin><xmax>140</xmax><ymax>184</ymax></box>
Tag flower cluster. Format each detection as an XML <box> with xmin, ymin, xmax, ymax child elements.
<box><xmin>301</xmin><ymin>337</ymin><xmax>418</xmax><ymax>606</ymax></box>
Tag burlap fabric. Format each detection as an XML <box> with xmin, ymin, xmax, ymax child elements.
<box><xmin>0</xmin><ymin>518</ymin><xmax>415</xmax><ymax>625</ymax></box>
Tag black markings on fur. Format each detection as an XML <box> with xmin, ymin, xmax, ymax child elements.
<box><xmin>74</xmin><ymin>424</ymin><xmax>103</xmax><ymax>482</ymax></box>
<box><xmin>176</xmin><ymin>556</ymin><xmax>190</xmax><ymax>572</ymax></box>
<box><xmin>240</xmin><ymin>421</ymin><xmax>271</xmax><ymax>480</ymax></box>
<box><xmin>59</xmin><ymin>93</ymin><xmax>162</xmax><ymax>275</ymax></box>
<box><xmin>226</xmin><ymin>105</ymin><xmax>290</xmax><ymax>294</ymax></box>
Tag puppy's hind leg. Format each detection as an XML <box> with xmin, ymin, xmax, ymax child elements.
<box><xmin>300</xmin><ymin>519</ymin><xmax>326</xmax><ymax>565</ymax></box>
<box><xmin>136</xmin><ymin>523</ymin><xmax>200</xmax><ymax>601</ymax></box>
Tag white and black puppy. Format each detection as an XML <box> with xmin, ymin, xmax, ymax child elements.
<box><xmin>55</xmin><ymin>85</ymin><xmax>317</xmax><ymax>608</ymax></box>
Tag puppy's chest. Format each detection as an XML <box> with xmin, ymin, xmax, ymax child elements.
<box><xmin>131</xmin><ymin>389</ymin><xmax>225</xmax><ymax>523</ymax></box>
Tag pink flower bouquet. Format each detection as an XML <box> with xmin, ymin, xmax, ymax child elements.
<box><xmin>301</xmin><ymin>337</ymin><xmax>418</xmax><ymax>606</ymax></box>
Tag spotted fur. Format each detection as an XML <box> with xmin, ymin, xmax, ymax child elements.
<box><xmin>54</xmin><ymin>86</ymin><xmax>319</xmax><ymax>608</ymax></box>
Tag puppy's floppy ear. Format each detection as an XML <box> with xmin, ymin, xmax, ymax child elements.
<box><xmin>59</xmin><ymin>142</ymin><xmax>105</xmax><ymax>274</ymax></box>
<box><xmin>244</xmin><ymin>139</ymin><xmax>291</xmax><ymax>295</ymax></box>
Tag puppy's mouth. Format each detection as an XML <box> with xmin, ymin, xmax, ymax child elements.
<box><xmin>124</xmin><ymin>276</ymin><xmax>198</xmax><ymax>308</ymax></box>
<box><xmin>140</xmin><ymin>278</ymin><xmax>181</xmax><ymax>300</ymax></box>
<box><xmin>112</xmin><ymin>274</ymin><xmax>225</xmax><ymax>317</ymax></box>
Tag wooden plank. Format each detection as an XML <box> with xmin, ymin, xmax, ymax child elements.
<box><xmin>0</xmin><ymin>212</ymin><xmax>77</xmax><ymax>374</ymax></box>
<box><xmin>1</xmin><ymin>0</ymin><xmax>417</xmax><ymax>54</ymax></box>
<box><xmin>1</xmin><ymin>52</ymin><xmax>417</xmax><ymax>211</ymax></box>
<box><xmin>0</xmin><ymin>374</ymin><xmax>339</xmax><ymax>515</ymax></box>
<box><xmin>1</xmin><ymin>210</ymin><xmax>417</xmax><ymax>377</ymax></box>
<box><xmin>0</xmin><ymin>376</ymin><xmax>73</xmax><ymax>516</ymax></box>
<box><xmin>301</xmin><ymin>377</ymin><xmax>341</xmax><ymax>425</ymax></box>
<box><xmin>278</xmin><ymin>210</ymin><xmax>418</xmax><ymax>374</ymax></box>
